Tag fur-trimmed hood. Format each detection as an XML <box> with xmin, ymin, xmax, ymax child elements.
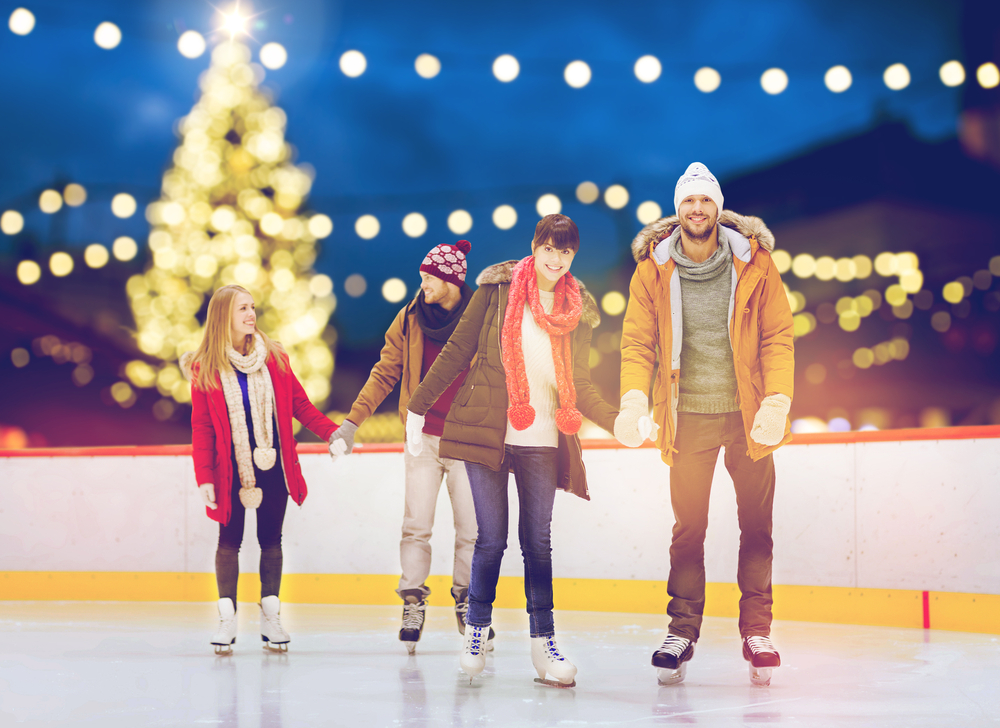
<box><xmin>631</xmin><ymin>210</ymin><xmax>775</xmax><ymax>264</ymax></box>
<box><xmin>475</xmin><ymin>259</ymin><xmax>601</xmax><ymax>328</ymax></box>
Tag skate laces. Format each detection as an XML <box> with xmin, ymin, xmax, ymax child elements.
<box><xmin>657</xmin><ymin>635</ymin><xmax>691</xmax><ymax>657</ymax></box>
<box><xmin>744</xmin><ymin>636</ymin><xmax>776</xmax><ymax>654</ymax></box>
<box><xmin>466</xmin><ymin>625</ymin><xmax>487</xmax><ymax>655</ymax></box>
<box><xmin>455</xmin><ymin>600</ymin><xmax>469</xmax><ymax>620</ymax></box>
<box><xmin>402</xmin><ymin>602</ymin><xmax>425</xmax><ymax>629</ymax></box>
<box><xmin>542</xmin><ymin>638</ymin><xmax>565</xmax><ymax>662</ymax></box>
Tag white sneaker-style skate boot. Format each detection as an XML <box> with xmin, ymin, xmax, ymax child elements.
<box><xmin>531</xmin><ymin>636</ymin><xmax>577</xmax><ymax>688</ymax></box>
<box><xmin>260</xmin><ymin>595</ymin><xmax>290</xmax><ymax>652</ymax></box>
<box><xmin>459</xmin><ymin>623</ymin><xmax>490</xmax><ymax>682</ymax></box>
<box><xmin>742</xmin><ymin>635</ymin><xmax>780</xmax><ymax>686</ymax></box>
<box><xmin>652</xmin><ymin>634</ymin><xmax>694</xmax><ymax>685</ymax></box>
<box><xmin>211</xmin><ymin>597</ymin><xmax>237</xmax><ymax>655</ymax></box>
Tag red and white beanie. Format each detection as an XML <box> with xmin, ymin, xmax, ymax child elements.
<box><xmin>419</xmin><ymin>239</ymin><xmax>471</xmax><ymax>287</ymax></box>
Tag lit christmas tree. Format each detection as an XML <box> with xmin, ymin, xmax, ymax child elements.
<box><xmin>125</xmin><ymin>40</ymin><xmax>336</xmax><ymax>411</ymax></box>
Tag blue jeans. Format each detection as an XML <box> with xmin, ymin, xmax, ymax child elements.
<box><xmin>464</xmin><ymin>445</ymin><xmax>558</xmax><ymax>637</ymax></box>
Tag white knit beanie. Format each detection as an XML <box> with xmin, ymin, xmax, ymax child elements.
<box><xmin>674</xmin><ymin>162</ymin><xmax>724</xmax><ymax>214</ymax></box>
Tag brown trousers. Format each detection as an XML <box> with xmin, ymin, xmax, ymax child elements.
<box><xmin>666</xmin><ymin>411</ymin><xmax>775</xmax><ymax>641</ymax></box>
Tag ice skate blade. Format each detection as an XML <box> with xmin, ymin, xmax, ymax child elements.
<box><xmin>534</xmin><ymin>677</ymin><xmax>575</xmax><ymax>689</ymax></box>
<box><xmin>749</xmin><ymin>665</ymin><xmax>772</xmax><ymax>687</ymax></box>
<box><xmin>404</xmin><ymin>640</ymin><xmax>417</xmax><ymax>655</ymax></box>
<box><xmin>213</xmin><ymin>643</ymin><xmax>233</xmax><ymax>656</ymax></box>
<box><xmin>262</xmin><ymin>639</ymin><xmax>289</xmax><ymax>653</ymax></box>
<box><xmin>656</xmin><ymin>663</ymin><xmax>687</xmax><ymax>686</ymax></box>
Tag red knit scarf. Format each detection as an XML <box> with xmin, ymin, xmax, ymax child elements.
<box><xmin>501</xmin><ymin>256</ymin><xmax>584</xmax><ymax>435</ymax></box>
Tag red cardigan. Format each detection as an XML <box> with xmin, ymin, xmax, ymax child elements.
<box><xmin>190</xmin><ymin>352</ymin><xmax>338</xmax><ymax>526</ymax></box>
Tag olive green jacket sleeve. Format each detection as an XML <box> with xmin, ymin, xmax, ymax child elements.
<box><xmin>571</xmin><ymin>322</ymin><xmax>618</xmax><ymax>434</ymax></box>
<box><xmin>407</xmin><ymin>285</ymin><xmax>489</xmax><ymax>417</ymax></box>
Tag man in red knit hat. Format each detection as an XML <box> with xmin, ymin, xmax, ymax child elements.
<box><xmin>329</xmin><ymin>239</ymin><xmax>492</xmax><ymax>653</ymax></box>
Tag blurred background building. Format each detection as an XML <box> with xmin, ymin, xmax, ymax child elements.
<box><xmin>1</xmin><ymin>0</ymin><xmax>999</xmax><ymax>447</ymax></box>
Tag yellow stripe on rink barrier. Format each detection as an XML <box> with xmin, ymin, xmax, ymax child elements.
<box><xmin>1</xmin><ymin>572</ymin><xmax>997</xmax><ymax>635</ymax></box>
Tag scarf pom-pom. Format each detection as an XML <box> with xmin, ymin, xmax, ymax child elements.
<box><xmin>253</xmin><ymin>447</ymin><xmax>277</xmax><ymax>471</ymax></box>
<box><xmin>508</xmin><ymin>403</ymin><xmax>535</xmax><ymax>431</ymax></box>
<box><xmin>555</xmin><ymin>407</ymin><xmax>583</xmax><ymax>435</ymax></box>
<box><xmin>239</xmin><ymin>487</ymin><xmax>263</xmax><ymax>509</ymax></box>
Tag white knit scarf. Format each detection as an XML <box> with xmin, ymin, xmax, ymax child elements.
<box><xmin>219</xmin><ymin>334</ymin><xmax>277</xmax><ymax>509</ymax></box>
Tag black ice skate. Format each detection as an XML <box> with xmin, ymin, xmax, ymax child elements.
<box><xmin>455</xmin><ymin>590</ymin><xmax>497</xmax><ymax>651</ymax></box>
<box><xmin>652</xmin><ymin>634</ymin><xmax>694</xmax><ymax>686</ymax></box>
<box><xmin>398</xmin><ymin>591</ymin><xmax>426</xmax><ymax>654</ymax></box>
<box><xmin>742</xmin><ymin>635</ymin><xmax>781</xmax><ymax>686</ymax></box>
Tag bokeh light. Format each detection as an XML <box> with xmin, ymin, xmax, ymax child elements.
<box><xmin>340</xmin><ymin>50</ymin><xmax>367</xmax><ymax>77</ymax></box>
<box><xmin>94</xmin><ymin>22</ymin><xmax>122</xmax><ymax>50</ymax></box>
<box><xmin>1</xmin><ymin>210</ymin><xmax>24</xmax><ymax>234</ymax></box>
<box><xmin>636</xmin><ymin>201</ymin><xmax>662</xmax><ymax>224</ymax></box>
<box><xmin>977</xmin><ymin>62</ymin><xmax>1000</xmax><ymax>89</ymax></box>
<box><xmin>345</xmin><ymin>274</ymin><xmax>367</xmax><ymax>297</ymax></box>
<box><xmin>493</xmin><ymin>205</ymin><xmax>517</xmax><ymax>230</ymax></box>
<box><xmin>260</xmin><ymin>43</ymin><xmax>288</xmax><ymax>70</ymax></box>
<box><xmin>309</xmin><ymin>274</ymin><xmax>333</xmax><ymax>298</ymax></box>
<box><xmin>63</xmin><ymin>184</ymin><xmax>87</xmax><ymax>207</ymax></box>
<box><xmin>824</xmin><ymin>65</ymin><xmax>852</xmax><ymax>92</ymax></box>
<box><xmin>536</xmin><ymin>194</ymin><xmax>561</xmax><ymax>217</ymax></box>
<box><xmin>49</xmin><ymin>252</ymin><xmax>73</xmax><ymax>277</ymax></box>
<box><xmin>939</xmin><ymin>60</ymin><xmax>965</xmax><ymax>87</ymax></box>
<box><xmin>564</xmin><ymin>60</ymin><xmax>592</xmax><ymax>88</ymax></box>
<box><xmin>112</xmin><ymin>236</ymin><xmax>138</xmax><ymax>261</ymax></box>
<box><xmin>792</xmin><ymin>253</ymin><xmax>816</xmax><ymax>278</ymax></box>
<box><xmin>493</xmin><ymin>54</ymin><xmax>519</xmax><ymax>82</ymax></box>
<box><xmin>772</xmin><ymin>250</ymin><xmax>792</xmax><ymax>273</ymax></box>
<box><xmin>382</xmin><ymin>278</ymin><xmax>407</xmax><ymax>303</ymax></box>
<box><xmin>604</xmin><ymin>184</ymin><xmax>629</xmax><ymax>209</ymax></box>
<box><xmin>17</xmin><ymin>260</ymin><xmax>41</xmax><ymax>285</ymax></box>
<box><xmin>447</xmin><ymin>209</ymin><xmax>472</xmax><ymax>235</ymax></box>
<box><xmin>634</xmin><ymin>55</ymin><xmax>661</xmax><ymax>83</ymax></box>
<box><xmin>942</xmin><ymin>281</ymin><xmax>965</xmax><ymax>304</ymax></box>
<box><xmin>694</xmin><ymin>67</ymin><xmax>721</xmax><ymax>93</ymax></box>
<box><xmin>761</xmin><ymin>68</ymin><xmax>788</xmax><ymax>95</ymax></box>
<box><xmin>39</xmin><ymin>189</ymin><xmax>62</xmax><ymax>214</ymax></box>
<box><xmin>84</xmin><ymin>244</ymin><xmax>109</xmax><ymax>268</ymax></box>
<box><xmin>883</xmin><ymin>63</ymin><xmax>911</xmax><ymax>90</ymax></box>
<box><xmin>576</xmin><ymin>181</ymin><xmax>599</xmax><ymax>204</ymax></box>
<box><xmin>177</xmin><ymin>31</ymin><xmax>206</xmax><ymax>58</ymax></box>
<box><xmin>111</xmin><ymin>193</ymin><xmax>137</xmax><ymax>218</ymax></box>
<box><xmin>355</xmin><ymin>214</ymin><xmax>380</xmax><ymax>239</ymax></box>
<box><xmin>601</xmin><ymin>291</ymin><xmax>626</xmax><ymax>316</ymax></box>
<box><xmin>402</xmin><ymin>212</ymin><xmax>427</xmax><ymax>238</ymax></box>
<box><xmin>8</xmin><ymin>7</ymin><xmax>35</xmax><ymax>35</ymax></box>
<box><xmin>415</xmin><ymin>54</ymin><xmax>441</xmax><ymax>78</ymax></box>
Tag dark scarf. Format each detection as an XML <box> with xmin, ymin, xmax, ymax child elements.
<box><xmin>414</xmin><ymin>282</ymin><xmax>473</xmax><ymax>343</ymax></box>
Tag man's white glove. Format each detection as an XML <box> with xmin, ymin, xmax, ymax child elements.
<box><xmin>328</xmin><ymin>420</ymin><xmax>357</xmax><ymax>463</ymax></box>
<box><xmin>750</xmin><ymin>393</ymin><xmax>791</xmax><ymax>446</ymax></box>
<box><xmin>405</xmin><ymin>410</ymin><xmax>425</xmax><ymax>456</ymax></box>
<box><xmin>613</xmin><ymin>390</ymin><xmax>659</xmax><ymax>448</ymax></box>
<box><xmin>199</xmin><ymin>483</ymin><xmax>217</xmax><ymax>510</ymax></box>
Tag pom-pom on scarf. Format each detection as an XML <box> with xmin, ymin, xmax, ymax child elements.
<box><xmin>218</xmin><ymin>334</ymin><xmax>277</xmax><ymax>509</ymax></box>
<box><xmin>501</xmin><ymin>256</ymin><xmax>583</xmax><ymax>435</ymax></box>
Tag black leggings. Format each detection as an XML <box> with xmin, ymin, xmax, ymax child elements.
<box><xmin>216</xmin><ymin>457</ymin><xmax>288</xmax><ymax>603</ymax></box>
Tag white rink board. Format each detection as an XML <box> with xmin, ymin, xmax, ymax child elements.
<box><xmin>1</xmin><ymin>438</ymin><xmax>999</xmax><ymax>595</ymax></box>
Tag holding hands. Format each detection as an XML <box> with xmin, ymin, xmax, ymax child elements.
<box><xmin>328</xmin><ymin>420</ymin><xmax>358</xmax><ymax>463</ymax></box>
<box><xmin>613</xmin><ymin>390</ymin><xmax>659</xmax><ymax>448</ymax></box>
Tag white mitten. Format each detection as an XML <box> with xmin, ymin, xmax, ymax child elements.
<box><xmin>199</xmin><ymin>483</ymin><xmax>217</xmax><ymax>510</ymax></box>
<box><xmin>405</xmin><ymin>410</ymin><xmax>425</xmax><ymax>456</ymax></box>
<box><xmin>614</xmin><ymin>390</ymin><xmax>655</xmax><ymax>448</ymax></box>
<box><xmin>750</xmin><ymin>393</ymin><xmax>791</xmax><ymax>446</ymax></box>
<box><xmin>328</xmin><ymin>437</ymin><xmax>348</xmax><ymax>463</ymax></box>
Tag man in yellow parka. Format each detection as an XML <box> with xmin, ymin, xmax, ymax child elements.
<box><xmin>614</xmin><ymin>163</ymin><xmax>794</xmax><ymax>687</ymax></box>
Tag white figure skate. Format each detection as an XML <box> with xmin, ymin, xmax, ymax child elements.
<box><xmin>743</xmin><ymin>635</ymin><xmax>781</xmax><ymax>686</ymax></box>
<box><xmin>652</xmin><ymin>634</ymin><xmax>694</xmax><ymax>686</ymax></box>
<box><xmin>531</xmin><ymin>636</ymin><xmax>577</xmax><ymax>688</ymax></box>
<box><xmin>211</xmin><ymin>597</ymin><xmax>237</xmax><ymax>655</ymax></box>
<box><xmin>459</xmin><ymin>623</ymin><xmax>490</xmax><ymax>682</ymax></box>
<box><xmin>260</xmin><ymin>595</ymin><xmax>290</xmax><ymax>652</ymax></box>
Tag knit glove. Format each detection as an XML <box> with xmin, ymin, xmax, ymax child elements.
<box><xmin>750</xmin><ymin>393</ymin><xmax>791</xmax><ymax>446</ymax></box>
<box><xmin>328</xmin><ymin>420</ymin><xmax>358</xmax><ymax>462</ymax></box>
<box><xmin>199</xmin><ymin>483</ymin><xmax>217</xmax><ymax>510</ymax></box>
<box><xmin>614</xmin><ymin>390</ymin><xmax>659</xmax><ymax>448</ymax></box>
<box><xmin>405</xmin><ymin>410</ymin><xmax>425</xmax><ymax>456</ymax></box>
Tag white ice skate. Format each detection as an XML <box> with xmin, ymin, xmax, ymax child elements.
<box><xmin>455</xmin><ymin>595</ymin><xmax>496</xmax><ymax>652</ymax></box>
<box><xmin>652</xmin><ymin>634</ymin><xmax>694</xmax><ymax>686</ymax></box>
<box><xmin>743</xmin><ymin>635</ymin><xmax>780</xmax><ymax>686</ymax></box>
<box><xmin>260</xmin><ymin>595</ymin><xmax>290</xmax><ymax>652</ymax></box>
<box><xmin>531</xmin><ymin>636</ymin><xmax>577</xmax><ymax>688</ymax></box>
<box><xmin>459</xmin><ymin>623</ymin><xmax>490</xmax><ymax>682</ymax></box>
<box><xmin>211</xmin><ymin>597</ymin><xmax>237</xmax><ymax>655</ymax></box>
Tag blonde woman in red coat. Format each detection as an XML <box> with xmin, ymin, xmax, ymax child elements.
<box><xmin>183</xmin><ymin>284</ymin><xmax>343</xmax><ymax>654</ymax></box>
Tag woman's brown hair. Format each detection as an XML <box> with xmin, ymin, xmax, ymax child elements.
<box><xmin>530</xmin><ymin>213</ymin><xmax>580</xmax><ymax>252</ymax></box>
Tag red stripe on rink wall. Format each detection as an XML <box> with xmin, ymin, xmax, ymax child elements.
<box><xmin>2</xmin><ymin>424</ymin><xmax>999</xmax><ymax>457</ymax></box>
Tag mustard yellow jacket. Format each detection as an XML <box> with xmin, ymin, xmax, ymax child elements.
<box><xmin>620</xmin><ymin>210</ymin><xmax>795</xmax><ymax>465</ymax></box>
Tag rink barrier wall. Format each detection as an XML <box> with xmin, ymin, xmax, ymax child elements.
<box><xmin>2</xmin><ymin>426</ymin><xmax>999</xmax><ymax>636</ymax></box>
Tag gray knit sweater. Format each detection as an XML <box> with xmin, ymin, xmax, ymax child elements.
<box><xmin>669</xmin><ymin>231</ymin><xmax>740</xmax><ymax>414</ymax></box>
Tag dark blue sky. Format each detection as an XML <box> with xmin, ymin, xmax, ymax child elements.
<box><xmin>0</xmin><ymin>0</ymin><xmax>965</xmax><ymax>344</ymax></box>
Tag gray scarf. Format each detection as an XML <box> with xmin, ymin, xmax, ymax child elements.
<box><xmin>668</xmin><ymin>228</ymin><xmax>732</xmax><ymax>281</ymax></box>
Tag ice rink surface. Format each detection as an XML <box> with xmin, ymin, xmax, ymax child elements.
<box><xmin>1</xmin><ymin>602</ymin><xmax>998</xmax><ymax>727</ymax></box>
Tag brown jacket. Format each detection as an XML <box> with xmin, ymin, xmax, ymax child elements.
<box><xmin>407</xmin><ymin>261</ymin><xmax>618</xmax><ymax>500</ymax></box>
<box><xmin>621</xmin><ymin>210</ymin><xmax>794</xmax><ymax>465</ymax></box>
